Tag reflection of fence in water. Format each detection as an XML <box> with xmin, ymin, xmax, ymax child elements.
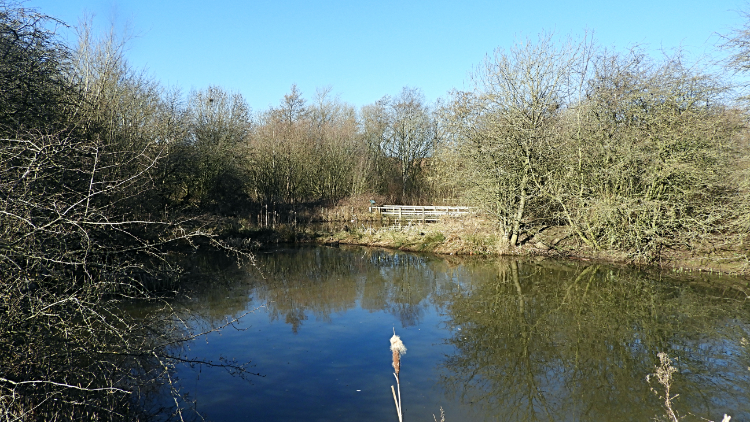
<box><xmin>369</xmin><ymin>205</ymin><xmax>473</xmax><ymax>224</ymax></box>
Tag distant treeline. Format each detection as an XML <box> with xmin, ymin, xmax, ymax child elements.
<box><xmin>3</xmin><ymin>5</ymin><xmax>750</xmax><ymax>263</ymax></box>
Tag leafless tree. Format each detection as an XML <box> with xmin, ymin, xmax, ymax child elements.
<box><xmin>444</xmin><ymin>33</ymin><xmax>591</xmax><ymax>246</ymax></box>
<box><xmin>362</xmin><ymin>87</ymin><xmax>439</xmax><ymax>202</ymax></box>
<box><xmin>0</xmin><ymin>5</ymin><xmax>253</xmax><ymax>420</ymax></box>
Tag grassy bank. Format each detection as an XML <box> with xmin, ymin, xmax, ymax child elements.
<box><xmin>204</xmin><ymin>208</ymin><xmax>750</xmax><ymax>278</ymax></box>
<box><xmin>332</xmin><ymin>219</ymin><xmax>749</xmax><ymax>276</ymax></box>
<box><xmin>181</xmin><ymin>192</ymin><xmax>749</xmax><ymax>277</ymax></box>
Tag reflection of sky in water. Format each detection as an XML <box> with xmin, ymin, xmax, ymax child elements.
<box><xmin>170</xmin><ymin>246</ymin><xmax>750</xmax><ymax>422</ymax></box>
<box><xmin>180</xmin><ymin>289</ymin><xmax>464</xmax><ymax>421</ymax></box>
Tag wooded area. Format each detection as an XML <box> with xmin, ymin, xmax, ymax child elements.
<box><xmin>1</xmin><ymin>1</ymin><xmax>750</xmax><ymax>420</ymax></box>
<box><xmin>440</xmin><ymin>33</ymin><xmax>749</xmax><ymax>255</ymax></box>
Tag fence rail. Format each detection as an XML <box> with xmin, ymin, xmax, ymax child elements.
<box><xmin>369</xmin><ymin>205</ymin><xmax>473</xmax><ymax>222</ymax></box>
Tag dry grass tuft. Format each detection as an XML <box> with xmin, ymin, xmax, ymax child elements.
<box><xmin>647</xmin><ymin>352</ymin><xmax>732</xmax><ymax>422</ymax></box>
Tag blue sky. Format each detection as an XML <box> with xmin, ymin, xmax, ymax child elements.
<box><xmin>25</xmin><ymin>0</ymin><xmax>747</xmax><ymax>111</ymax></box>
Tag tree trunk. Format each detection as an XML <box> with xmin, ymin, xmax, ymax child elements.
<box><xmin>509</xmin><ymin>172</ymin><xmax>528</xmax><ymax>247</ymax></box>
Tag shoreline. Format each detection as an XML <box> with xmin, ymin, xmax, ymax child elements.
<box><xmin>334</xmin><ymin>228</ymin><xmax>749</xmax><ymax>277</ymax></box>
<box><xmin>216</xmin><ymin>215</ymin><xmax>750</xmax><ymax>280</ymax></box>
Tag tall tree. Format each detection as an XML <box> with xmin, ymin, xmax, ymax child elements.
<box><xmin>180</xmin><ymin>86</ymin><xmax>251</xmax><ymax>210</ymax></box>
<box><xmin>363</xmin><ymin>87</ymin><xmax>438</xmax><ymax>202</ymax></box>
<box><xmin>308</xmin><ymin>87</ymin><xmax>359</xmax><ymax>201</ymax></box>
<box><xmin>359</xmin><ymin>97</ymin><xmax>394</xmax><ymax>196</ymax></box>
<box><xmin>445</xmin><ymin>34</ymin><xmax>589</xmax><ymax>246</ymax></box>
<box><xmin>386</xmin><ymin>87</ymin><xmax>438</xmax><ymax>200</ymax></box>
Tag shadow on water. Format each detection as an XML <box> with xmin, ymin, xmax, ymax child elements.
<box><xmin>160</xmin><ymin>246</ymin><xmax>750</xmax><ymax>422</ymax></box>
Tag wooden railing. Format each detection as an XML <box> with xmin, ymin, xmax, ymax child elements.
<box><xmin>369</xmin><ymin>205</ymin><xmax>473</xmax><ymax>222</ymax></box>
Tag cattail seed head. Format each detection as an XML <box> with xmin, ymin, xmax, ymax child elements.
<box><xmin>390</xmin><ymin>334</ymin><xmax>407</xmax><ymax>355</ymax></box>
<box><xmin>390</xmin><ymin>333</ymin><xmax>407</xmax><ymax>375</ymax></box>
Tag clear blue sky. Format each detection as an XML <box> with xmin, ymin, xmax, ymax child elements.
<box><xmin>25</xmin><ymin>0</ymin><xmax>747</xmax><ymax>111</ymax></box>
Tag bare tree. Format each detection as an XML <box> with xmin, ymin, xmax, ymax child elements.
<box><xmin>0</xmin><ymin>6</ymin><xmax>252</xmax><ymax>419</ymax></box>
<box><xmin>178</xmin><ymin>86</ymin><xmax>251</xmax><ymax>211</ymax></box>
<box><xmin>444</xmin><ymin>33</ymin><xmax>590</xmax><ymax>246</ymax></box>
<box><xmin>386</xmin><ymin>87</ymin><xmax>438</xmax><ymax>201</ymax></box>
<box><xmin>362</xmin><ymin>88</ymin><xmax>438</xmax><ymax>202</ymax></box>
<box><xmin>245</xmin><ymin>85</ymin><xmax>310</xmax><ymax>204</ymax></box>
<box><xmin>0</xmin><ymin>3</ymin><xmax>74</xmax><ymax>132</ymax></box>
<box><xmin>359</xmin><ymin>97</ymin><xmax>395</xmax><ymax>197</ymax></box>
<box><xmin>556</xmin><ymin>49</ymin><xmax>739</xmax><ymax>257</ymax></box>
<box><xmin>308</xmin><ymin>86</ymin><xmax>359</xmax><ymax>202</ymax></box>
<box><xmin>246</xmin><ymin>85</ymin><xmax>363</xmax><ymax>206</ymax></box>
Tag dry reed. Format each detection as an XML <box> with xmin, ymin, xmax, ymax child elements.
<box><xmin>390</xmin><ymin>329</ymin><xmax>407</xmax><ymax>422</ymax></box>
<box><xmin>647</xmin><ymin>352</ymin><xmax>732</xmax><ymax>422</ymax></box>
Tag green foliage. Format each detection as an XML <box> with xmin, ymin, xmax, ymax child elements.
<box><xmin>424</xmin><ymin>231</ymin><xmax>446</xmax><ymax>244</ymax></box>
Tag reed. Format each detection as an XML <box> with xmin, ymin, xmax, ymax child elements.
<box><xmin>433</xmin><ymin>406</ymin><xmax>445</xmax><ymax>422</ymax></box>
<box><xmin>647</xmin><ymin>352</ymin><xmax>732</xmax><ymax>422</ymax></box>
<box><xmin>647</xmin><ymin>352</ymin><xmax>680</xmax><ymax>422</ymax></box>
<box><xmin>390</xmin><ymin>329</ymin><xmax>407</xmax><ymax>422</ymax></box>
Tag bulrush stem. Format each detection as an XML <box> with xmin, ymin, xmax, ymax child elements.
<box><xmin>391</xmin><ymin>384</ymin><xmax>400</xmax><ymax>421</ymax></box>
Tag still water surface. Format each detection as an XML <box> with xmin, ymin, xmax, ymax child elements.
<box><xmin>170</xmin><ymin>246</ymin><xmax>750</xmax><ymax>421</ymax></box>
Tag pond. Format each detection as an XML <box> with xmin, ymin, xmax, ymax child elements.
<box><xmin>166</xmin><ymin>246</ymin><xmax>750</xmax><ymax>422</ymax></box>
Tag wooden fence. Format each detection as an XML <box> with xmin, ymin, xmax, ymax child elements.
<box><xmin>368</xmin><ymin>205</ymin><xmax>473</xmax><ymax>222</ymax></box>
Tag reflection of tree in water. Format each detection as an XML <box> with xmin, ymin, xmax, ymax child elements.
<box><xmin>160</xmin><ymin>248</ymin><xmax>750</xmax><ymax>420</ymax></box>
<box><xmin>182</xmin><ymin>247</ymin><xmax>750</xmax><ymax>419</ymax></box>
<box><xmin>254</xmin><ymin>248</ymin><xmax>359</xmax><ymax>333</ymax></box>
<box><xmin>251</xmin><ymin>247</ymin><xmax>451</xmax><ymax>331</ymax></box>
<box><xmin>175</xmin><ymin>252</ymin><xmax>257</xmax><ymax>326</ymax></box>
<box><xmin>372</xmin><ymin>251</ymin><xmax>435</xmax><ymax>327</ymax></box>
<box><xmin>284</xmin><ymin>307</ymin><xmax>308</xmax><ymax>334</ymax></box>
<box><xmin>439</xmin><ymin>259</ymin><xmax>750</xmax><ymax>422</ymax></box>
<box><xmin>1</xmin><ymin>248</ymin><xmax>261</xmax><ymax>422</ymax></box>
